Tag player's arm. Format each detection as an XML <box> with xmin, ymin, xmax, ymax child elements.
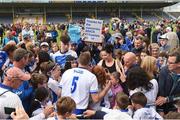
<box><xmin>91</xmin><ymin>80</ymin><xmax>111</xmax><ymax>103</ymax></box>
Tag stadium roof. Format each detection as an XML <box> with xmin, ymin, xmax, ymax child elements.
<box><xmin>0</xmin><ymin>0</ymin><xmax>178</xmax><ymax>9</ymax></box>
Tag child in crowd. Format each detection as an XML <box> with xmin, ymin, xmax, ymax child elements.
<box><xmin>40</xmin><ymin>61</ymin><xmax>61</xmax><ymax>103</ymax></box>
<box><xmin>50</xmin><ymin>43</ymin><xmax>59</xmax><ymax>58</ymax></box>
<box><xmin>30</xmin><ymin>73</ymin><xmax>48</xmax><ymax>89</ymax></box>
<box><xmin>29</xmin><ymin>87</ymin><xmax>50</xmax><ymax>117</ymax></box>
<box><xmin>130</xmin><ymin>92</ymin><xmax>163</xmax><ymax>120</ymax></box>
<box><xmin>110</xmin><ymin>72</ymin><xmax>123</xmax><ymax>108</ymax></box>
<box><xmin>83</xmin><ymin>92</ymin><xmax>132</xmax><ymax>120</ymax></box>
<box><xmin>47</xmin><ymin>97</ymin><xmax>76</xmax><ymax>120</ymax></box>
<box><xmin>157</xmin><ymin>52</ymin><xmax>168</xmax><ymax>70</ymax></box>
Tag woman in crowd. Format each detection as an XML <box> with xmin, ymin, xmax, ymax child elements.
<box><xmin>90</xmin><ymin>65</ymin><xmax>112</xmax><ymax>110</ymax></box>
<box><xmin>127</xmin><ymin>67</ymin><xmax>158</xmax><ymax>109</ymax></box>
<box><xmin>98</xmin><ymin>44</ymin><xmax>123</xmax><ymax>73</ymax></box>
<box><xmin>40</xmin><ymin>61</ymin><xmax>61</xmax><ymax>103</ymax></box>
<box><xmin>33</xmin><ymin>50</ymin><xmax>51</xmax><ymax>72</ymax></box>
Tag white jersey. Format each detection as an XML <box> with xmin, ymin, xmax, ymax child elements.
<box><xmin>48</xmin><ymin>78</ymin><xmax>61</xmax><ymax>96</ymax></box>
<box><xmin>22</xmin><ymin>28</ymin><xmax>34</xmax><ymax>41</ymax></box>
<box><xmin>104</xmin><ymin>110</ymin><xmax>133</xmax><ymax>120</ymax></box>
<box><xmin>133</xmin><ymin>108</ymin><xmax>163</xmax><ymax>120</ymax></box>
<box><xmin>129</xmin><ymin>79</ymin><xmax>158</xmax><ymax>109</ymax></box>
<box><xmin>0</xmin><ymin>87</ymin><xmax>23</xmax><ymax>119</ymax></box>
<box><xmin>60</xmin><ymin>67</ymin><xmax>98</xmax><ymax>109</ymax></box>
<box><xmin>51</xmin><ymin>50</ymin><xmax>77</xmax><ymax>68</ymax></box>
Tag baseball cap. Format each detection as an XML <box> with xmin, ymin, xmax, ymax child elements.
<box><xmin>5</xmin><ymin>67</ymin><xmax>31</xmax><ymax>81</ymax></box>
<box><xmin>159</xmin><ymin>34</ymin><xmax>168</xmax><ymax>40</ymax></box>
<box><xmin>166</xmin><ymin>27</ymin><xmax>172</xmax><ymax>32</ymax></box>
<box><xmin>40</xmin><ymin>42</ymin><xmax>49</xmax><ymax>47</ymax></box>
<box><xmin>113</xmin><ymin>33</ymin><xmax>123</xmax><ymax>39</ymax></box>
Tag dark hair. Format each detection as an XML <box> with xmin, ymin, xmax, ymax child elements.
<box><xmin>130</xmin><ymin>92</ymin><xmax>147</xmax><ymax>107</ymax></box>
<box><xmin>2</xmin><ymin>44</ymin><xmax>17</xmax><ymax>56</ymax></box>
<box><xmin>127</xmin><ymin>67</ymin><xmax>152</xmax><ymax>91</ymax></box>
<box><xmin>64</xmin><ymin>55</ymin><xmax>76</xmax><ymax>72</ymax></box>
<box><xmin>168</xmin><ymin>49</ymin><xmax>180</xmax><ymax>63</ymax></box>
<box><xmin>102</xmin><ymin>43</ymin><xmax>114</xmax><ymax>54</ymax></box>
<box><xmin>34</xmin><ymin>87</ymin><xmax>49</xmax><ymax>102</ymax></box>
<box><xmin>159</xmin><ymin>52</ymin><xmax>168</xmax><ymax>58</ymax></box>
<box><xmin>31</xmin><ymin>73</ymin><xmax>47</xmax><ymax>89</ymax></box>
<box><xmin>60</xmin><ymin>35</ymin><xmax>70</xmax><ymax>44</ymax></box>
<box><xmin>34</xmin><ymin>50</ymin><xmax>51</xmax><ymax>72</ymax></box>
<box><xmin>28</xmin><ymin>50</ymin><xmax>34</xmax><ymax>58</ymax></box>
<box><xmin>40</xmin><ymin>61</ymin><xmax>56</xmax><ymax>76</ymax></box>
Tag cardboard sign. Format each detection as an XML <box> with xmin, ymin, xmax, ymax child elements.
<box><xmin>84</xmin><ymin>18</ymin><xmax>103</xmax><ymax>43</ymax></box>
<box><xmin>68</xmin><ymin>24</ymin><xmax>81</xmax><ymax>44</ymax></box>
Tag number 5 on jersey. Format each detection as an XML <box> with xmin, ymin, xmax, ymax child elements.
<box><xmin>71</xmin><ymin>76</ymin><xmax>79</xmax><ymax>93</ymax></box>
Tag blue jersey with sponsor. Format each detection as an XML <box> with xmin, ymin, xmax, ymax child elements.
<box><xmin>51</xmin><ymin>50</ymin><xmax>77</xmax><ymax>68</ymax></box>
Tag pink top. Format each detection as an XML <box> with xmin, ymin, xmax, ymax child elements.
<box><xmin>110</xmin><ymin>84</ymin><xmax>123</xmax><ymax>108</ymax></box>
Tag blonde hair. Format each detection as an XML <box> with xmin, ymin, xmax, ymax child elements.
<box><xmin>141</xmin><ymin>56</ymin><xmax>157</xmax><ymax>79</ymax></box>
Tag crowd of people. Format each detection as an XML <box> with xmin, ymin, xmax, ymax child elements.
<box><xmin>0</xmin><ymin>18</ymin><xmax>179</xmax><ymax>120</ymax></box>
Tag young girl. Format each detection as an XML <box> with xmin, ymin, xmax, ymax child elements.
<box><xmin>110</xmin><ymin>72</ymin><xmax>123</xmax><ymax>108</ymax></box>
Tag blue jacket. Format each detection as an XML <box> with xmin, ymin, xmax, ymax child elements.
<box><xmin>2</xmin><ymin>37</ymin><xmax>18</xmax><ymax>47</ymax></box>
<box><xmin>13</xmin><ymin>81</ymin><xmax>34</xmax><ymax>113</ymax></box>
<box><xmin>114</xmin><ymin>44</ymin><xmax>129</xmax><ymax>51</ymax></box>
<box><xmin>125</xmin><ymin>36</ymin><xmax>134</xmax><ymax>50</ymax></box>
<box><xmin>51</xmin><ymin>30</ymin><xmax>58</xmax><ymax>40</ymax></box>
<box><xmin>157</xmin><ymin>66</ymin><xmax>180</xmax><ymax>113</ymax></box>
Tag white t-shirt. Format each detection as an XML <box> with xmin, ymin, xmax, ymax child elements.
<box><xmin>48</xmin><ymin>78</ymin><xmax>61</xmax><ymax>96</ymax></box>
<box><xmin>0</xmin><ymin>87</ymin><xmax>23</xmax><ymax>119</ymax></box>
<box><xmin>133</xmin><ymin>108</ymin><xmax>163</xmax><ymax>120</ymax></box>
<box><xmin>51</xmin><ymin>50</ymin><xmax>77</xmax><ymax>68</ymax></box>
<box><xmin>129</xmin><ymin>79</ymin><xmax>158</xmax><ymax>108</ymax></box>
<box><xmin>104</xmin><ymin>110</ymin><xmax>133</xmax><ymax>120</ymax></box>
<box><xmin>60</xmin><ymin>67</ymin><xmax>98</xmax><ymax>109</ymax></box>
<box><xmin>22</xmin><ymin>28</ymin><xmax>34</xmax><ymax>41</ymax></box>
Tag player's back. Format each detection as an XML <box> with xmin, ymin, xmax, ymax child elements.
<box><xmin>60</xmin><ymin>67</ymin><xmax>98</xmax><ymax>109</ymax></box>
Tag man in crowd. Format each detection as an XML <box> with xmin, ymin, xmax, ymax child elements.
<box><xmin>0</xmin><ymin>67</ymin><xmax>31</xmax><ymax>118</ymax></box>
<box><xmin>60</xmin><ymin>52</ymin><xmax>111</xmax><ymax>115</ymax></box>
<box><xmin>52</xmin><ymin>34</ymin><xmax>77</xmax><ymax>68</ymax></box>
<box><xmin>156</xmin><ymin>49</ymin><xmax>180</xmax><ymax>116</ymax></box>
<box><xmin>131</xmin><ymin>34</ymin><xmax>144</xmax><ymax>54</ymax></box>
<box><xmin>123</xmin><ymin>52</ymin><xmax>137</xmax><ymax>74</ymax></box>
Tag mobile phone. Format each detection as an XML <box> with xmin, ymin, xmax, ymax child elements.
<box><xmin>76</xmin><ymin>114</ymin><xmax>84</xmax><ymax>119</ymax></box>
<box><xmin>4</xmin><ymin>107</ymin><xmax>15</xmax><ymax>115</ymax></box>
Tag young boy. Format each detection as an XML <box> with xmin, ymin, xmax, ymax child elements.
<box><xmin>83</xmin><ymin>92</ymin><xmax>132</xmax><ymax>120</ymax></box>
<box><xmin>131</xmin><ymin>92</ymin><xmax>163</xmax><ymax>120</ymax></box>
<box><xmin>47</xmin><ymin>96</ymin><xmax>76</xmax><ymax>120</ymax></box>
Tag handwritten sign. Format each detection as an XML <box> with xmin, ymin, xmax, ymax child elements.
<box><xmin>84</xmin><ymin>18</ymin><xmax>103</xmax><ymax>43</ymax></box>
